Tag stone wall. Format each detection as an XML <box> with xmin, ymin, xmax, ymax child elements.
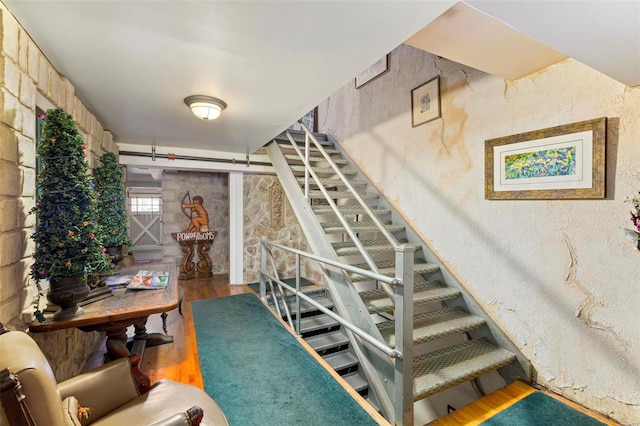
<box><xmin>1</xmin><ymin>4</ymin><xmax>117</xmax><ymax>381</ymax></box>
<box><xmin>160</xmin><ymin>171</ymin><xmax>320</xmax><ymax>284</ymax></box>
<box><xmin>243</xmin><ymin>174</ymin><xmax>322</xmax><ymax>285</ymax></box>
<box><xmin>161</xmin><ymin>171</ymin><xmax>229</xmax><ymax>273</ymax></box>
<box><xmin>318</xmin><ymin>43</ymin><xmax>640</xmax><ymax>424</ymax></box>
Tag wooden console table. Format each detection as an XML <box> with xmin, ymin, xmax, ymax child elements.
<box><xmin>171</xmin><ymin>231</ymin><xmax>216</xmax><ymax>280</ymax></box>
<box><xmin>30</xmin><ymin>263</ymin><xmax>179</xmax><ymax>361</ymax></box>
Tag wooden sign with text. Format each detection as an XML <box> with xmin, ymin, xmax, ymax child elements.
<box><xmin>171</xmin><ymin>231</ymin><xmax>217</xmax><ymax>243</ymax></box>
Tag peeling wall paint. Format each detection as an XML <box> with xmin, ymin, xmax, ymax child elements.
<box><xmin>318</xmin><ymin>44</ymin><xmax>640</xmax><ymax>424</ymax></box>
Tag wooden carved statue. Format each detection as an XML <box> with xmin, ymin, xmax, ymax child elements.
<box><xmin>182</xmin><ymin>195</ymin><xmax>209</xmax><ymax>232</ymax></box>
<box><xmin>175</xmin><ymin>192</ymin><xmax>216</xmax><ymax>280</ymax></box>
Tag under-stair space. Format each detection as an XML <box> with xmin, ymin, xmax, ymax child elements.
<box><xmin>262</xmin><ymin>127</ymin><xmax>531</xmax><ymax>425</ymax></box>
<box><xmin>263</xmin><ymin>287</ymin><xmax>375</xmax><ymax>404</ymax></box>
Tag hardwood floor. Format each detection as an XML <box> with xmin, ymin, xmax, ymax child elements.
<box><xmin>430</xmin><ymin>381</ymin><xmax>536</xmax><ymax>425</ymax></box>
<box><xmin>140</xmin><ymin>274</ymin><xmax>253</xmax><ymax>387</ymax></box>
<box><xmin>431</xmin><ymin>380</ymin><xmax>618</xmax><ymax>426</ymax></box>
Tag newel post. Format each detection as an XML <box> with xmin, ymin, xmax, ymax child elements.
<box><xmin>260</xmin><ymin>236</ymin><xmax>268</xmax><ymax>300</ymax></box>
<box><xmin>394</xmin><ymin>244</ymin><xmax>415</xmax><ymax>426</ymax></box>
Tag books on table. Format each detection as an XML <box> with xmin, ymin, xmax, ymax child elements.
<box><xmin>104</xmin><ymin>275</ymin><xmax>134</xmax><ymax>289</ymax></box>
<box><xmin>126</xmin><ymin>270</ymin><xmax>170</xmax><ymax>290</ymax></box>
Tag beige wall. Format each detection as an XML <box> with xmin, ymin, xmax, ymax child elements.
<box><xmin>1</xmin><ymin>4</ymin><xmax>118</xmax><ymax>380</ymax></box>
<box><xmin>318</xmin><ymin>44</ymin><xmax>640</xmax><ymax>424</ymax></box>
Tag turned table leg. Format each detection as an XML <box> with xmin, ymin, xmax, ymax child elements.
<box><xmin>104</xmin><ymin>327</ymin><xmax>130</xmax><ymax>359</ymax></box>
<box><xmin>134</xmin><ymin>318</ymin><xmax>174</xmax><ymax>347</ymax></box>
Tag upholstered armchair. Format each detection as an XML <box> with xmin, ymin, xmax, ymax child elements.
<box><xmin>0</xmin><ymin>328</ymin><xmax>228</xmax><ymax>426</ymax></box>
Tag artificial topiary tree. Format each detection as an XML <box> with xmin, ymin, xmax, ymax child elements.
<box><xmin>94</xmin><ymin>152</ymin><xmax>132</xmax><ymax>253</ymax></box>
<box><xmin>30</xmin><ymin>108</ymin><xmax>109</xmax><ymax>319</ymax></box>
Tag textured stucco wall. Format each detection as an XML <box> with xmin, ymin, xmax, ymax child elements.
<box><xmin>318</xmin><ymin>44</ymin><xmax>640</xmax><ymax>424</ymax></box>
<box><xmin>1</xmin><ymin>4</ymin><xmax>118</xmax><ymax>381</ymax></box>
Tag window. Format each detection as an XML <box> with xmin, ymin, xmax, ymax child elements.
<box><xmin>130</xmin><ymin>196</ymin><xmax>161</xmax><ymax>214</ymax></box>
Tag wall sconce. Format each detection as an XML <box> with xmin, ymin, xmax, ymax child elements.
<box><xmin>184</xmin><ymin>95</ymin><xmax>227</xmax><ymax>120</ymax></box>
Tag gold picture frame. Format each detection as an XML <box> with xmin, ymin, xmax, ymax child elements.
<box><xmin>485</xmin><ymin>117</ymin><xmax>607</xmax><ymax>200</ymax></box>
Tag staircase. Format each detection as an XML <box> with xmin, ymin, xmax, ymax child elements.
<box><xmin>264</xmin><ymin>287</ymin><xmax>374</xmax><ymax>402</ymax></box>
<box><xmin>263</xmin><ymin>127</ymin><xmax>531</xmax><ymax>425</ymax></box>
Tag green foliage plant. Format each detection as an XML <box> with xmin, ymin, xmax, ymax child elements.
<box><xmin>94</xmin><ymin>152</ymin><xmax>132</xmax><ymax>248</ymax></box>
<box><xmin>30</xmin><ymin>108</ymin><xmax>109</xmax><ymax>283</ymax></box>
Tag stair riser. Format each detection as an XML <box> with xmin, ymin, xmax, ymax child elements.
<box><xmin>315</xmin><ymin>344</ymin><xmax>349</xmax><ymax>358</ymax></box>
<box><xmin>299</xmin><ymin>322</ymin><xmax>340</xmax><ymax>337</ymax></box>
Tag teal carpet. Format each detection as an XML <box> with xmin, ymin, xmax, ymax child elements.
<box><xmin>191</xmin><ymin>293</ymin><xmax>379</xmax><ymax>426</ymax></box>
<box><xmin>247</xmin><ymin>276</ymin><xmax>315</xmax><ymax>294</ymax></box>
<box><xmin>480</xmin><ymin>391</ymin><xmax>605</xmax><ymax>425</ymax></box>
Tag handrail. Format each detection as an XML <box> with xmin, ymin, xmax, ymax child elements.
<box><xmin>262</xmin><ymin>271</ymin><xmax>402</xmax><ymax>359</ymax></box>
<box><xmin>260</xmin><ymin>240</ymin><xmax>401</xmax><ymax>359</ymax></box>
<box><xmin>267</xmin><ymin>241</ymin><xmax>401</xmax><ymax>286</ymax></box>
<box><xmin>284</xmin><ymin>130</ymin><xmax>395</xmax><ymax>300</ymax></box>
<box><xmin>297</xmin><ymin>122</ymin><xmax>400</xmax><ymax>250</ymax></box>
<box><xmin>264</xmin><ymin>245</ymin><xmax>294</xmax><ymax>330</ymax></box>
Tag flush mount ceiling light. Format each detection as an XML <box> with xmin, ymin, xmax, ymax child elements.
<box><xmin>184</xmin><ymin>95</ymin><xmax>227</xmax><ymax>120</ymax></box>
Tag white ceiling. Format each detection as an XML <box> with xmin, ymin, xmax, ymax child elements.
<box><xmin>405</xmin><ymin>2</ymin><xmax>569</xmax><ymax>81</ymax></box>
<box><xmin>6</xmin><ymin>1</ymin><xmax>639</xmax><ymax>158</ymax></box>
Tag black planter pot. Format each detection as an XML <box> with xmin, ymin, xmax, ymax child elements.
<box><xmin>47</xmin><ymin>274</ymin><xmax>90</xmax><ymax>320</ymax></box>
<box><xmin>105</xmin><ymin>245</ymin><xmax>123</xmax><ymax>256</ymax></box>
<box><xmin>105</xmin><ymin>245</ymin><xmax>124</xmax><ymax>266</ymax></box>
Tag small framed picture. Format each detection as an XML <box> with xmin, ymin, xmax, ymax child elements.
<box><xmin>355</xmin><ymin>55</ymin><xmax>389</xmax><ymax>89</ymax></box>
<box><xmin>411</xmin><ymin>76</ymin><xmax>440</xmax><ymax>127</ymax></box>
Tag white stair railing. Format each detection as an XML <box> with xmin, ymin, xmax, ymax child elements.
<box><xmin>260</xmin><ymin>237</ymin><xmax>415</xmax><ymax>425</ymax></box>
<box><xmin>285</xmin><ymin>124</ymin><xmax>397</xmax><ymax>301</ymax></box>
<box><xmin>269</xmin><ymin>129</ymin><xmax>419</xmax><ymax>424</ymax></box>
